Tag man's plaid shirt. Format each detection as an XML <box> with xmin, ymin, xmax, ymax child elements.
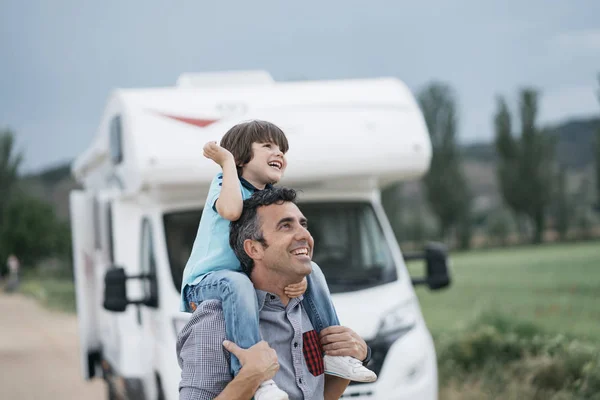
<box><xmin>177</xmin><ymin>291</ymin><xmax>325</xmax><ymax>400</ymax></box>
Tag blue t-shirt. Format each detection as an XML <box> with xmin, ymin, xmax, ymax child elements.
<box><xmin>179</xmin><ymin>173</ymin><xmax>268</xmax><ymax>311</ymax></box>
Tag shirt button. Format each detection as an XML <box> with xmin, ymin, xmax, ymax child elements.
<box><xmin>270</xmin><ymin>295</ymin><xmax>276</xmax><ymax>300</ymax></box>
<box><xmin>294</xmin><ymin>342</ymin><xmax>298</xmax><ymax>348</ymax></box>
<box><xmin>299</xmin><ymin>378</ymin><xmax>303</xmax><ymax>384</ymax></box>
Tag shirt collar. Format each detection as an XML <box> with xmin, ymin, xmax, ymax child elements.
<box><xmin>239</xmin><ymin>176</ymin><xmax>273</xmax><ymax>192</ymax></box>
<box><xmin>255</xmin><ymin>289</ymin><xmax>303</xmax><ymax>311</ymax></box>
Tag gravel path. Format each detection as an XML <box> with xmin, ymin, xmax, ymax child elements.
<box><xmin>0</xmin><ymin>292</ymin><xmax>105</xmax><ymax>400</ymax></box>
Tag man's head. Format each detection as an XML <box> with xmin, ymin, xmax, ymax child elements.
<box><xmin>229</xmin><ymin>187</ymin><xmax>314</xmax><ymax>284</ymax></box>
<box><xmin>220</xmin><ymin>120</ymin><xmax>289</xmax><ymax>185</ymax></box>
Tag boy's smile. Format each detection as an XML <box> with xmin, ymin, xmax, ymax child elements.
<box><xmin>268</xmin><ymin>159</ymin><xmax>283</xmax><ymax>170</ymax></box>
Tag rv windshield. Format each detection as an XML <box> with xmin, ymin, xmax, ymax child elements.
<box><xmin>163</xmin><ymin>201</ymin><xmax>397</xmax><ymax>293</ymax></box>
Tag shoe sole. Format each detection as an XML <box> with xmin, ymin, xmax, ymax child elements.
<box><xmin>324</xmin><ymin>370</ymin><xmax>377</xmax><ymax>383</ymax></box>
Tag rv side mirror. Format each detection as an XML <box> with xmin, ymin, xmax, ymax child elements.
<box><xmin>104</xmin><ymin>267</ymin><xmax>129</xmax><ymax>312</ymax></box>
<box><xmin>405</xmin><ymin>242</ymin><xmax>451</xmax><ymax>291</ymax></box>
<box><xmin>103</xmin><ymin>267</ymin><xmax>158</xmax><ymax>312</ymax></box>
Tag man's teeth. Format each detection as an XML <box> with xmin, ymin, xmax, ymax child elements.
<box><xmin>292</xmin><ymin>248</ymin><xmax>308</xmax><ymax>256</ymax></box>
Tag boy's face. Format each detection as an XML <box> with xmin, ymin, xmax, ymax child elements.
<box><xmin>242</xmin><ymin>142</ymin><xmax>287</xmax><ymax>185</ymax></box>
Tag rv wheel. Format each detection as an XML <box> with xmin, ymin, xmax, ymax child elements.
<box><xmin>106</xmin><ymin>380</ymin><xmax>119</xmax><ymax>400</ymax></box>
<box><xmin>156</xmin><ymin>373</ymin><xmax>165</xmax><ymax>400</ymax></box>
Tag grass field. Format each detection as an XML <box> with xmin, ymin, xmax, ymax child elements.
<box><xmin>409</xmin><ymin>241</ymin><xmax>600</xmax><ymax>341</ymax></box>
<box><xmin>19</xmin><ymin>278</ymin><xmax>76</xmax><ymax>313</ymax></box>
<box><xmin>17</xmin><ymin>242</ymin><xmax>600</xmax><ymax>335</ymax></box>
<box><xmin>12</xmin><ymin>241</ymin><xmax>600</xmax><ymax>398</ymax></box>
<box><xmin>407</xmin><ymin>241</ymin><xmax>600</xmax><ymax>399</ymax></box>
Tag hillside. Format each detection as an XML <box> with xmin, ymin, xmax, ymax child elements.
<box><xmin>21</xmin><ymin>163</ymin><xmax>80</xmax><ymax>221</ymax></box>
<box><xmin>463</xmin><ymin>116</ymin><xmax>600</xmax><ymax>168</ymax></box>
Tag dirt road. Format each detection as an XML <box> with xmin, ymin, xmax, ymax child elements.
<box><xmin>0</xmin><ymin>292</ymin><xmax>105</xmax><ymax>400</ymax></box>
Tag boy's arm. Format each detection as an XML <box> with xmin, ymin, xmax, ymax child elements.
<box><xmin>214</xmin><ymin>156</ymin><xmax>243</xmax><ymax>221</ymax></box>
<box><xmin>203</xmin><ymin>142</ymin><xmax>243</xmax><ymax>221</ymax></box>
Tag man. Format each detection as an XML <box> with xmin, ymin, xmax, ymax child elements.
<box><xmin>177</xmin><ymin>187</ymin><xmax>371</xmax><ymax>399</ymax></box>
<box><xmin>5</xmin><ymin>254</ymin><xmax>20</xmax><ymax>292</ymax></box>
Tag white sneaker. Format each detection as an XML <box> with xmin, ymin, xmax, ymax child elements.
<box><xmin>254</xmin><ymin>379</ymin><xmax>289</xmax><ymax>400</ymax></box>
<box><xmin>323</xmin><ymin>355</ymin><xmax>377</xmax><ymax>383</ymax></box>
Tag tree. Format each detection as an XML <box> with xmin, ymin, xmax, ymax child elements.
<box><xmin>494</xmin><ymin>89</ymin><xmax>555</xmax><ymax>243</ymax></box>
<box><xmin>554</xmin><ymin>166</ymin><xmax>570</xmax><ymax>240</ymax></box>
<box><xmin>0</xmin><ymin>129</ymin><xmax>23</xmax><ymax>224</ymax></box>
<box><xmin>0</xmin><ymin>191</ymin><xmax>67</xmax><ymax>268</ymax></box>
<box><xmin>381</xmin><ymin>183</ymin><xmax>404</xmax><ymax>244</ymax></box>
<box><xmin>486</xmin><ymin>206</ymin><xmax>516</xmax><ymax>246</ymax></box>
<box><xmin>418</xmin><ymin>82</ymin><xmax>472</xmax><ymax>247</ymax></box>
<box><xmin>596</xmin><ymin>129</ymin><xmax>600</xmax><ymax>211</ymax></box>
<box><xmin>595</xmin><ymin>74</ymin><xmax>600</xmax><ymax>210</ymax></box>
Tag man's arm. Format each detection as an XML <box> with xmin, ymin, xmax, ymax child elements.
<box><xmin>320</xmin><ymin>326</ymin><xmax>368</xmax><ymax>360</ymax></box>
<box><xmin>324</xmin><ymin>375</ymin><xmax>350</xmax><ymax>400</ymax></box>
<box><xmin>177</xmin><ymin>301</ymin><xmax>279</xmax><ymax>400</ymax></box>
<box><xmin>214</xmin><ymin>341</ymin><xmax>280</xmax><ymax>400</ymax></box>
<box><xmin>320</xmin><ymin>326</ymin><xmax>371</xmax><ymax>399</ymax></box>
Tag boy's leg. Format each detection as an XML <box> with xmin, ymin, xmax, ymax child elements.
<box><xmin>186</xmin><ymin>270</ymin><xmax>260</xmax><ymax>376</ymax></box>
<box><xmin>303</xmin><ymin>262</ymin><xmax>377</xmax><ymax>383</ymax></box>
<box><xmin>303</xmin><ymin>262</ymin><xmax>340</xmax><ymax>333</ymax></box>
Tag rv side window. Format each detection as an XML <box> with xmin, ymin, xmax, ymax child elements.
<box><xmin>109</xmin><ymin>115</ymin><xmax>123</xmax><ymax>164</ymax></box>
<box><xmin>140</xmin><ymin>218</ymin><xmax>158</xmax><ymax>304</ymax></box>
<box><xmin>163</xmin><ymin>209</ymin><xmax>203</xmax><ymax>290</ymax></box>
<box><xmin>93</xmin><ymin>198</ymin><xmax>101</xmax><ymax>250</ymax></box>
<box><xmin>106</xmin><ymin>203</ymin><xmax>115</xmax><ymax>264</ymax></box>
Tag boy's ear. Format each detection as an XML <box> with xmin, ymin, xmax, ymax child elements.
<box><xmin>243</xmin><ymin>239</ymin><xmax>264</xmax><ymax>261</ymax></box>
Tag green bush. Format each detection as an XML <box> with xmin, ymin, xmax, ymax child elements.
<box><xmin>439</xmin><ymin>325</ymin><xmax>524</xmax><ymax>371</ymax></box>
<box><xmin>20</xmin><ymin>277</ymin><xmax>76</xmax><ymax>313</ymax></box>
<box><xmin>437</xmin><ymin>311</ymin><xmax>600</xmax><ymax>399</ymax></box>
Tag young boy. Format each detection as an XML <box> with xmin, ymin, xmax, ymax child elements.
<box><xmin>180</xmin><ymin>120</ymin><xmax>376</xmax><ymax>400</ymax></box>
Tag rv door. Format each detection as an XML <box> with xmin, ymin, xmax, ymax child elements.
<box><xmin>69</xmin><ymin>190</ymin><xmax>101</xmax><ymax>380</ymax></box>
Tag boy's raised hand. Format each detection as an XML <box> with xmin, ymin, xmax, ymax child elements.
<box><xmin>203</xmin><ymin>141</ymin><xmax>234</xmax><ymax>168</ymax></box>
<box><xmin>284</xmin><ymin>277</ymin><xmax>308</xmax><ymax>298</ymax></box>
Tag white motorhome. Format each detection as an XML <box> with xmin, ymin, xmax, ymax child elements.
<box><xmin>70</xmin><ymin>71</ymin><xmax>451</xmax><ymax>400</ymax></box>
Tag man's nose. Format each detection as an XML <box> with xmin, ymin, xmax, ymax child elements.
<box><xmin>294</xmin><ymin>225</ymin><xmax>311</xmax><ymax>241</ymax></box>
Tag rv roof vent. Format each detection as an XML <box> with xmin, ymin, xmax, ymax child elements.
<box><xmin>176</xmin><ymin>70</ymin><xmax>275</xmax><ymax>88</ymax></box>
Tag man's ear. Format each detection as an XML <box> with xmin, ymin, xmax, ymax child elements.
<box><xmin>243</xmin><ymin>239</ymin><xmax>264</xmax><ymax>261</ymax></box>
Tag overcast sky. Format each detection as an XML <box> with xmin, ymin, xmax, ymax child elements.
<box><xmin>1</xmin><ymin>0</ymin><xmax>599</xmax><ymax>172</ymax></box>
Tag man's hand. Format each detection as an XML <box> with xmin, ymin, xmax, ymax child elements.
<box><xmin>319</xmin><ymin>326</ymin><xmax>367</xmax><ymax>361</ymax></box>
<box><xmin>222</xmin><ymin>340</ymin><xmax>280</xmax><ymax>381</ymax></box>
<box><xmin>204</xmin><ymin>141</ymin><xmax>235</xmax><ymax>168</ymax></box>
<box><xmin>284</xmin><ymin>277</ymin><xmax>307</xmax><ymax>298</ymax></box>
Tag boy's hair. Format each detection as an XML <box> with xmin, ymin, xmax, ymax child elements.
<box><xmin>220</xmin><ymin>120</ymin><xmax>289</xmax><ymax>175</ymax></box>
<box><xmin>229</xmin><ymin>187</ymin><xmax>298</xmax><ymax>276</ymax></box>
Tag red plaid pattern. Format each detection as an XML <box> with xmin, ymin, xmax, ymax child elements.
<box><xmin>302</xmin><ymin>330</ymin><xmax>324</xmax><ymax>376</ymax></box>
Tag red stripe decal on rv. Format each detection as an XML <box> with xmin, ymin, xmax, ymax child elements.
<box><xmin>157</xmin><ymin>113</ymin><xmax>219</xmax><ymax>128</ymax></box>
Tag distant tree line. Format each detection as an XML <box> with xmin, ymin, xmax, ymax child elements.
<box><xmin>384</xmin><ymin>73</ymin><xmax>600</xmax><ymax>249</ymax></box>
<box><xmin>2</xmin><ymin>74</ymin><xmax>599</xmax><ymax>268</ymax></box>
<box><xmin>596</xmin><ymin>74</ymin><xmax>600</xmax><ymax>211</ymax></box>
<box><xmin>0</xmin><ymin>129</ymin><xmax>71</xmax><ymax>276</ymax></box>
